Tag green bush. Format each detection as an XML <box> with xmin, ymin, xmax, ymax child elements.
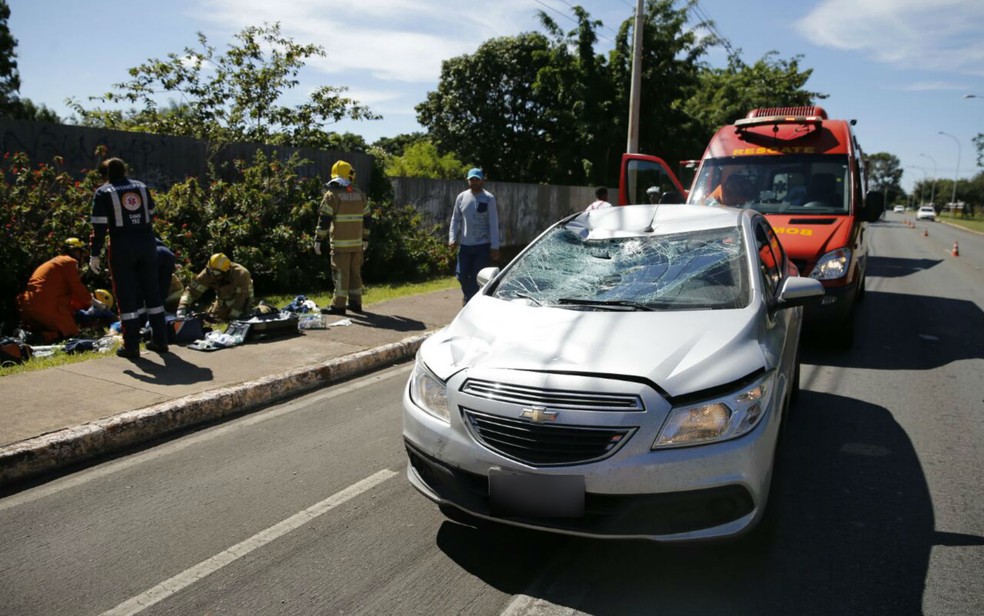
<box><xmin>0</xmin><ymin>151</ymin><xmax>103</xmax><ymax>330</ymax></box>
<box><xmin>1</xmin><ymin>147</ymin><xmax>451</xmax><ymax>333</ymax></box>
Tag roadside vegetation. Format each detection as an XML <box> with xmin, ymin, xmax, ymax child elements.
<box><xmin>938</xmin><ymin>212</ymin><xmax>984</xmax><ymax>234</ymax></box>
<box><xmin>2</xmin><ymin>3</ymin><xmax>982</xmax><ymax>366</ymax></box>
<box><xmin>0</xmin><ymin>276</ymin><xmax>457</xmax><ymax>377</ymax></box>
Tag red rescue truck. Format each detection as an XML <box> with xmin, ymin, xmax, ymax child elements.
<box><xmin>621</xmin><ymin>107</ymin><xmax>885</xmax><ymax>345</ymax></box>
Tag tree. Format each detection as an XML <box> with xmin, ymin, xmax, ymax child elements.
<box><xmin>372</xmin><ymin>132</ymin><xmax>428</xmax><ymax>157</ymax></box>
<box><xmin>0</xmin><ymin>0</ymin><xmax>60</xmax><ymax>122</ymax></box>
<box><xmin>70</xmin><ymin>23</ymin><xmax>379</xmax><ymax>150</ymax></box>
<box><xmin>535</xmin><ymin>6</ymin><xmax>620</xmax><ymax>185</ymax></box>
<box><xmin>416</xmin><ymin>32</ymin><xmax>556</xmax><ymax>183</ymax></box>
<box><xmin>685</xmin><ymin>50</ymin><xmax>824</xmax><ymax>143</ymax></box>
<box><xmin>866</xmin><ymin>152</ymin><xmax>905</xmax><ymax>205</ymax></box>
<box><xmin>386</xmin><ymin>140</ymin><xmax>467</xmax><ymax>179</ymax></box>
<box><xmin>0</xmin><ymin>0</ymin><xmax>19</xmax><ymax>118</ymax></box>
<box><xmin>973</xmin><ymin>133</ymin><xmax>984</xmax><ymax>169</ymax></box>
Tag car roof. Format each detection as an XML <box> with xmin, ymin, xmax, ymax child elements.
<box><xmin>574</xmin><ymin>203</ymin><xmax>749</xmax><ymax>239</ymax></box>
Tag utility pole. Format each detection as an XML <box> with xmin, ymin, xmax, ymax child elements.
<box><xmin>626</xmin><ymin>0</ymin><xmax>644</xmax><ymax>154</ymax></box>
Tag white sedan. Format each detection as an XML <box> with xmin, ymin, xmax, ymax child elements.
<box><xmin>403</xmin><ymin>204</ymin><xmax>824</xmax><ymax>542</ymax></box>
<box><xmin>916</xmin><ymin>206</ymin><xmax>936</xmax><ymax>221</ymax></box>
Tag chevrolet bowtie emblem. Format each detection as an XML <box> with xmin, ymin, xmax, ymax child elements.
<box><xmin>521</xmin><ymin>407</ymin><xmax>558</xmax><ymax>423</ymax></box>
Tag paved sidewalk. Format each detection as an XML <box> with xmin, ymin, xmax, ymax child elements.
<box><xmin>0</xmin><ymin>288</ymin><xmax>463</xmax><ymax>488</ymax></box>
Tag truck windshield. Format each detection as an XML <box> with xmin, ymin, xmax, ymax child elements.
<box><xmin>687</xmin><ymin>155</ymin><xmax>850</xmax><ymax>215</ymax></box>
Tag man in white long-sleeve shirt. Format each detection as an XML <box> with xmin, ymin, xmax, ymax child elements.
<box><xmin>448</xmin><ymin>167</ymin><xmax>500</xmax><ymax>305</ymax></box>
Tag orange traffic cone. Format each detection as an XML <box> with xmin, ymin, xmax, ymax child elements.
<box><xmin>952</xmin><ymin>241</ymin><xmax>959</xmax><ymax>257</ymax></box>
<box><xmin>923</xmin><ymin>228</ymin><xmax>928</xmax><ymax>237</ymax></box>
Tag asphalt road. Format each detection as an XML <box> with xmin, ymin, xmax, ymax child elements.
<box><xmin>0</xmin><ymin>212</ymin><xmax>982</xmax><ymax>616</ymax></box>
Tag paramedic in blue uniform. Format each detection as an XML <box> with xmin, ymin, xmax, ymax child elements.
<box><xmin>89</xmin><ymin>157</ymin><xmax>170</xmax><ymax>359</ymax></box>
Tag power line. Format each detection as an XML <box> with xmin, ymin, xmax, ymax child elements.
<box><xmin>531</xmin><ymin>0</ymin><xmax>618</xmax><ymax>46</ymax></box>
<box><xmin>691</xmin><ymin>0</ymin><xmax>735</xmax><ymax>57</ymax></box>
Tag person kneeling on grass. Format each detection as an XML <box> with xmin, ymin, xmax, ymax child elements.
<box><xmin>176</xmin><ymin>252</ymin><xmax>254</xmax><ymax>322</ymax></box>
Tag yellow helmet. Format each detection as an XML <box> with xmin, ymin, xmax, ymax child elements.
<box><xmin>208</xmin><ymin>253</ymin><xmax>232</xmax><ymax>273</ymax></box>
<box><xmin>94</xmin><ymin>288</ymin><xmax>114</xmax><ymax>308</ymax></box>
<box><xmin>64</xmin><ymin>237</ymin><xmax>85</xmax><ymax>250</ymax></box>
<box><xmin>331</xmin><ymin>160</ymin><xmax>355</xmax><ymax>183</ymax></box>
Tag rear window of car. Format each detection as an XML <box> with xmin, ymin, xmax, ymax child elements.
<box><xmin>491</xmin><ymin>226</ymin><xmax>750</xmax><ymax>310</ymax></box>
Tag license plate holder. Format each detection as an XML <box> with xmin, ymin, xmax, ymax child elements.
<box><xmin>488</xmin><ymin>469</ymin><xmax>585</xmax><ymax>518</ymax></box>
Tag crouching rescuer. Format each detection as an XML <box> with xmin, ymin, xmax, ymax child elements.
<box><xmin>176</xmin><ymin>253</ymin><xmax>254</xmax><ymax>321</ymax></box>
<box><xmin>313</xmin><ymin>160</ymin><xmax>370</xmax><ymax>315</ymax></box>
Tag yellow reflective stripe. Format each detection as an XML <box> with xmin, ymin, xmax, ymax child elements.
<box><xmin>335</xmin><ymin>214</ymin><xmax>363</xmax><ymax>222</ymax></box>
<box><xmin>331</xmin><ymin>238</ymin><xmax>363</xmax><ymax>248</ymax></box>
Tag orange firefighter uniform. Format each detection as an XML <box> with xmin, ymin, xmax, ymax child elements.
<box><xmin>17</xmin><ymin>255</ymin><xmax>93</xmax><ymax>342</ymax></box>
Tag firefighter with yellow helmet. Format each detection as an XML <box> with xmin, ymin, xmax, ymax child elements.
<box><xmin>313</xmin><ymin>160</ymin><xmax>370</xmax><ymax>315</ymax></box>
<box><xmin>176</xmin><ymin>252</ymin><xmax>254</xmax><ymax>321</ymax></box>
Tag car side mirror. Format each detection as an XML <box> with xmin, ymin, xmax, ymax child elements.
<box><xmin>477</xmin><ymin>267</ymin><xmax>500</xmax><ymax>287</ymax></box>
<box><xmin>777</xmin><ymin>276</ymin><xmax>825</xmax><ymax>309</ymax></box>
<box><xmin>863</xmin><ymin>190</ymin><xmax>885</xmax><ymax>222</ymax></box>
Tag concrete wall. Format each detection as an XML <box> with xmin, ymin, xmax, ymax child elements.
<box><xmin>0</xmin><ymin>119</ymin><xmax>372</xmax><ymax>192</ymax></box>
<box><xmin>0</xmin><ymin>119</ymin><xmax>596</xmax><ymax>247</ymax></box>
<box><xmin>392</xmin><ymin>177</ymin><xmax>596</xmax><ymax>247</ymax></box>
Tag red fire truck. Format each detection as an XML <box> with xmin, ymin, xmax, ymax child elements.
<box><xmin>621</xmin><ymin>107</ymin><xmax>885</xmax><ymax>345</ymax></box>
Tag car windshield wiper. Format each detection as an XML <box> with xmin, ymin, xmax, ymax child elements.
<box><xmin>555</xmin><ymin>298</ymin><xmax>654</xmax><ymax>311</ymax></box>
<box><xmin>507</xmin><ymin>293</ymin><xmax>542</xmax><ymax>306</ymax></box>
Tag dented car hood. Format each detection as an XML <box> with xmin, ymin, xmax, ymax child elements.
<box><xmin>419</xmin><ymin>295</ymin><xmax>771</xmax><ymax>399</ymax></box>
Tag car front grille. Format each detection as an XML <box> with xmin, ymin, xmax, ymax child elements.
<box><xmin>461</xmin><ymin>379</ymin><xmax>644</xmax><ymax>412</ymax></box>
<box><xmin>463</xmin><ymin>409</ymin><xmax>636</xmax><ymax>466</ymax></box>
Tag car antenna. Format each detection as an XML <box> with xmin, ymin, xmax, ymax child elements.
<box><xmin>645</xmin><ymin>202</ymin><xmax>662</xmax><ymax>232</ymax></box>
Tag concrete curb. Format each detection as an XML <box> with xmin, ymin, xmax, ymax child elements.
<box><xmin>0</xmin><ymin>333</ymin><xmax>429</xmax><ymax>488</ymax></box>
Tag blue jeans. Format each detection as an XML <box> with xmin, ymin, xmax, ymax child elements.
<box><xmin>456</xmin><ymin>243</ymin><xmax>491</xmax><ymax>303</ymax></box>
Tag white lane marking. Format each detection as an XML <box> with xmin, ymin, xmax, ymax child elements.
<box><xmin>100</xmin><ymin>469</ymin><xmax>397</xmax><ymax>616</ymax></box>
<box><xmin>500</xmin><ymin>547</ymin><xmax>591</xmax><ymax>616</ymax></box>
<box><xmin>0</xmin><ymin>364</ymin><xmax>412</xmax><ymax>512</ymax></box>
<box><xmin>502</xmin><ymin>594</ymin><xmax>592</xmax><ymax>616</ymax></box>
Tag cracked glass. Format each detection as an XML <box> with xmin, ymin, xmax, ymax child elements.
<box><xmin>491</xmin><ymin>223</ymin><xmax>749</xmax><ymax>311</ymax></box>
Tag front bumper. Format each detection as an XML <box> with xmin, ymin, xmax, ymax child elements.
<box><xmin>402</xmin><ymin>372</ymin><xmax>780</xmax><ymax>542</ymax></box>
<box><xmin>803</xmin><ymin>278</ymin><xmax>857</xmax><ymax>326</ymax></box>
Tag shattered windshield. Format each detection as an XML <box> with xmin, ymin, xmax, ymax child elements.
<box><xmin>492</xmin><ymin>225</ymin><xmax>749</xmax><ymax>311</ymax></box>
<box><xmin>688</xmin><ymin>155</ymin><xmax>850</xmax><ymax>215</ymax></box>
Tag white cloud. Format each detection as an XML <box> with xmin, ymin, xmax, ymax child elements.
<box><xmin>795</xmin><ymin>0</ymin><xmax>984</xmax><ymax>75</ymax></box>
<box><xmin>192</xmin><ymin>0</ymin><xmax>542</xmax><ymax>83</ymax></box>
<box><xmin>901</xmin><ymin>81</ymin><xmax>964</xmax><ymax>92</ymax></box>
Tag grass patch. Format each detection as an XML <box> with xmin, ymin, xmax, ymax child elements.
<box><xmin>260</xmin><ymin>276</ymin><xmax>458</xmax><ymax>310</ymax></box>
<box><xmin>0</xmin><ymin>341</ymin><xmax>119</xmax><ymax>377</ymax></box>
<box><xmin>938</xmin><ymin>213</ymin><xmax>984</xmax><ymax>234</ymax></box>
<box><xmin>1</xmin><ymin>276</ymin><xmax>459</xmax><ymax>378</ymax></box>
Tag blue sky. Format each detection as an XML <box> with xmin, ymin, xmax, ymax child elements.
<box><xmin>8</xmin><ymin>0</ymin><xmax>984</xmax><ymax>195</ymax></box>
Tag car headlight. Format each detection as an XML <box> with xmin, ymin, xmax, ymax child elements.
<box><xmin>409</xmin><ymin>357</ymin><xmax>450</xmax><ymax>422</ymax></box>
<box><xmin>653</xmin><ymin>371</ymin><xmax>776</xmax><ymax>448</ymax></box>
<box><xmin>810</xmin><ymin>247</ymin><xmax>851</xmax><ymax>281</ymax></box>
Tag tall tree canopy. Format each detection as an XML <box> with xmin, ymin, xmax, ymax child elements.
<box><xmin>0</xmin><ymin>0</ymin><xmax>20</xmax><ymax>117</ymax></box>
<box><xmin>416</xmin><ymin>32</ymin><xmax>556</xmax><ymax>183</ymax></box>
<box><xmin>416</xmin><ymin>0</ymin><xmax>822</xmax><ymax>187</ymax></box>
<box><xmin>70</xmin><ymin>22</ymin><xmax>378</xmax><ymax>149</ymax></box>
<box><xmin>866</xmin><ymin>152</ymin><xmax>905</xmax><ymax>204</ymax></box>
<box><xmin>684</xmin><ymin>50</ymin><xmax>824</xmax><ymax>146</ymax></box>
<box><xmin>0</xmin><ymin>0</ymin><xmax>59</xmax><ymax>122</ymax></box>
